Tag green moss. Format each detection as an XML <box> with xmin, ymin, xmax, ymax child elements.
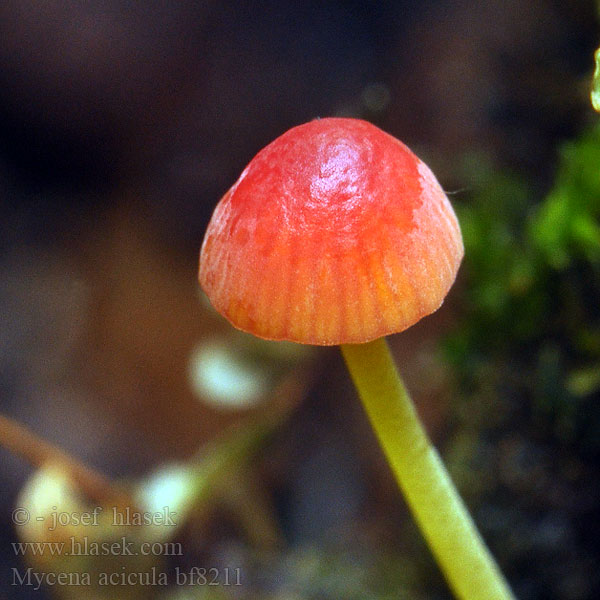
<box><xmin>445</xmin><ymin>124</ymin><xmax>600</xmax><ymax>442</ymax></box>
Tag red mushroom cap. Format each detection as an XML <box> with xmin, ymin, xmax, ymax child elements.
<box><xmin>199</xmin><ymin>118</ymin><xmax>463</xmax><ymax>345</ymax></box>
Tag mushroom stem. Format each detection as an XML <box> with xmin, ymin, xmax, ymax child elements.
<box><xmin>341</xmin><ymin>338</ymin><xmax>515</xmax><ymax>600</ymax></box>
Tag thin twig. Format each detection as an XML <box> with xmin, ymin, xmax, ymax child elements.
<box><xmin>0</xmin><ymin>413</ymin><xmax>133</xmax><ymax>507</ymax></box>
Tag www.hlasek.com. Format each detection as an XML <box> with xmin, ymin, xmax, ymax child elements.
<box><xmin>12</xmin><ymin>536</ymin><xmax>182</xmax><ymax>557</ymax></box>
<box><xmin>12</xmin><ymin>567</ymin><xmax>242</xmax><ymax>591</ymax></box>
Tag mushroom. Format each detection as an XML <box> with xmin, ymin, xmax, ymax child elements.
<box><xmin>199</xmin><ymin>118</ymin><xmax>514</xmax><ymax>600</ymax></box>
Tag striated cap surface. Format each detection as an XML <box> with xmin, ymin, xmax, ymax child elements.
<box><xmin>199</xmin><ymin>118</ymin><xmax>463</xmax><ymax>345</ymax></box>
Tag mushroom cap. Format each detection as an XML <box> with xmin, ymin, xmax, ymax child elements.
<box><xmin>199</xmin><ymin>118</ymin><xmax>463</xmax><ymax>345</ymax></box>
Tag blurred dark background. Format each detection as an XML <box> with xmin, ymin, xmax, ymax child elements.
<box><xmin>0</xmin><ymin>1</ymin><xmax>599</xmax><ymax>598</ymax></box>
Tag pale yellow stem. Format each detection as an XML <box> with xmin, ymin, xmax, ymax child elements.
<box><xmin>342</xmin><ymin>338</ymin><xmax>515</xmax><ymax>600</ymax></box>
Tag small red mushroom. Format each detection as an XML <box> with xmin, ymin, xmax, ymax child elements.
<box><xmin>198</xmin><ymin>118</ymin><xmax>514</xmax><ymax>600</ymax></box>
<box><xmin>199</xmin><ymin>117</ymin><xmax>463</xmax><ymax>345</ymax></box>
